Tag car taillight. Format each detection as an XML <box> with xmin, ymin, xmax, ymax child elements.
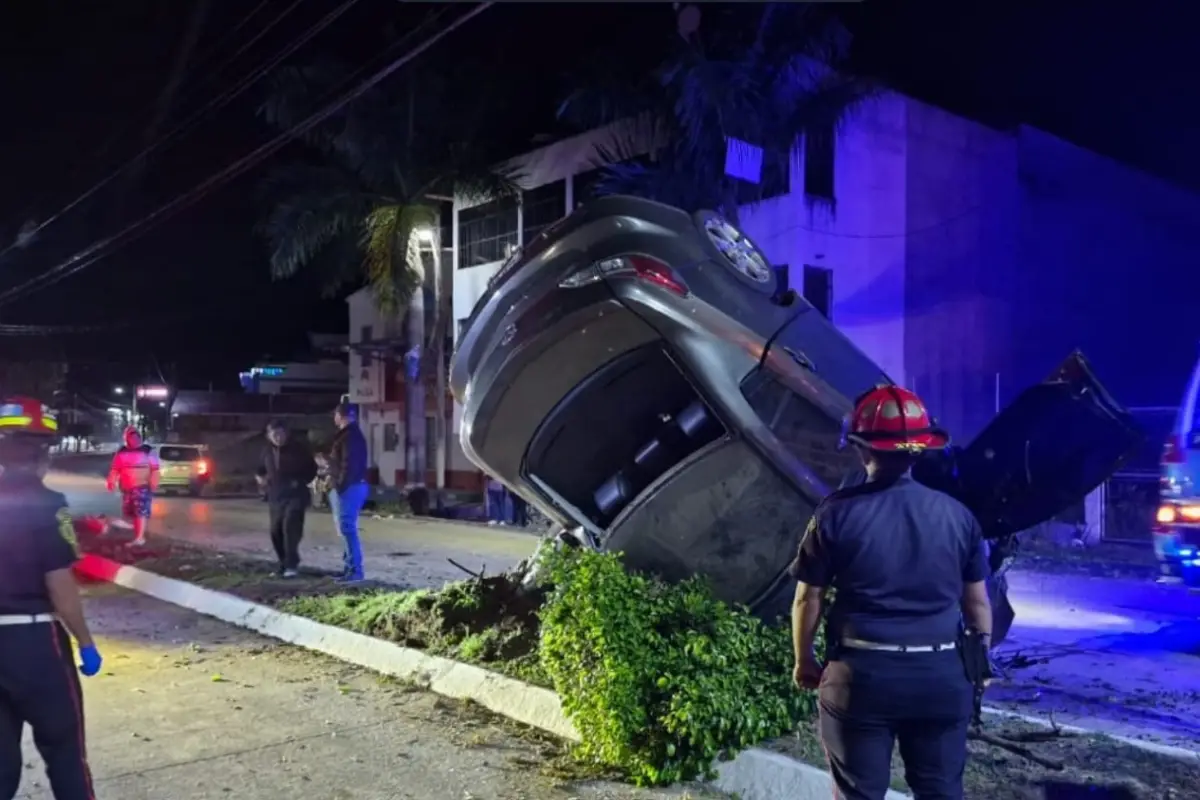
<box><xmin>1162</xmin><ymin>434</ymin><xmax>1187</xmax><ymax>464</ymax></box>
<box><xmin>1157</xmin><ymin>503</ymin><xmax>1200</xmax><ymax>525</ymax></box>
<box><xmin>196</xmin><ymin>459</ymin><xmax>209</xmax><ymax>475</ymax></box>
<box><xmin>559</xmin><ymin>255</ymin><xmax>689</xmax><ymax>297</ymax></box>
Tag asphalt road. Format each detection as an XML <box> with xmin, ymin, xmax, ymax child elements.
<box><xmin>50</xmin><ymin>471</ymin><xmax>537</xmax><ymax>589</ymax></box>
<box><xmin>46</xmin><ymin>470</ymin><xmax>1200</xmax><ymax>752</ymax></box>
<box><xmin>15</xmin><ymin>585</ymin><xmax>723</xmax><ymax>800</ymax></box>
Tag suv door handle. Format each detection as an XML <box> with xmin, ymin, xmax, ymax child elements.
<box><xmin>784</xmin><ymin>347</ymin><xmax>816</xmax><ymax>372</ymax></box>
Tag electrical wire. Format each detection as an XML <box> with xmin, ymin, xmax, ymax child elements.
<box><xmin>0</xmin><ymin>0</ymin><xmax>350</xmax><ymax>267</ymax></box>
<box><xmin>2</xmin><ymin>0</ymin><xmax>283</xmax><ymax>253</ymax></box>
<box><xmin>0</xmin><ymin>3</ymin><xmax>495</xmax><ymax>310</ymax></box>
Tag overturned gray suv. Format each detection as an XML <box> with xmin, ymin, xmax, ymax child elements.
<box><xmin>450</xmin><ymin>195</ymin><xmax>1142</xmax><ymax>644</ymax></box>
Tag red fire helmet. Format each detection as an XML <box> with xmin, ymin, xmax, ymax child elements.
<box><xmin>0</xmin><ymin>396</ymin><xmax>59</xmax><ymax>437</ymax></box>
<box><xmin>845</xmin><ymin>385</ymin><xmax>949</xmax><ymax>453</ymax></box>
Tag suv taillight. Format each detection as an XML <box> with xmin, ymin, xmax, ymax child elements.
<box><xmin>1162</xmin><ymin>434</ymin><xmax>1187</xmax><ymax>464</ymax></box>
<box><xmin>559</xmin><ymin>255</ymin><xmax>689</xmax><ymax>297</ymax></box>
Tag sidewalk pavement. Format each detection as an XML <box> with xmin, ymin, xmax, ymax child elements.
<box><xmin>23</xmin><ymin>584</ymin><xmax>721</xmax><ymax>799</ymax></box>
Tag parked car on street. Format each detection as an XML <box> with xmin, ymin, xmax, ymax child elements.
<box><xmin>451</xmin><ymin>195</ymin><xmax>1143</xmax><ymax>642</ymax></box>
<box><xmin>155</xmin><ymin>444</ymin><xmax>212</xmax><ymax>496</ymax></box>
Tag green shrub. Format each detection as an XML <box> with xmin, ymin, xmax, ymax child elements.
<box><xmin>537</xmin><ymin>547</ymin><xmax>818</xmax><ymax>786</ymax></box>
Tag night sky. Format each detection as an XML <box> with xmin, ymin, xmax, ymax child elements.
<box><xmin>1</xmin><ymin>1</ymin><xmax>1195</xmax><ymax>390</ymax></box>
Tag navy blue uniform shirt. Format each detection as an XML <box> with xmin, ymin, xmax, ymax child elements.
<box><xmin>0</xmin><ymin>475</ymin><xmax>77</xmax><ymax>616</ymax></box>
<box><xmin>788</xmin><ymin>473</ymin><xmax>989</xmax><ymax>647</ymax></box>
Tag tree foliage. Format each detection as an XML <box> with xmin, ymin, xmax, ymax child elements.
<box><xmin>559</xmin><ymin>3</ymin><xmax>875</xmax><ymax>220</ymax></box>
<box><xmin>256</xmin><ymin>62</ymin><xmax>519</xmax><ymax>315</ymax></box>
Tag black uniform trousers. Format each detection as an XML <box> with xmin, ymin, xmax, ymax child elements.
<box><xmin>818</xmin><ymin>647</ymin><xmax>973</xmax><ymax>800</ymax></box>
<box><xmin>268</xmin><ymin>497</ymin><xmax>307</xmax><ymax>571</ymax></box>
<box><xmin>0</xmin><ymin>621</ymin><xmax>94</xmax><ymax>800</ymax></box>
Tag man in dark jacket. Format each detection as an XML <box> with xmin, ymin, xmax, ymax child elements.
<box><xmin>327</xmin><ymin>403</ymin><xmax>369</xmax><ymax>583</ymax></box>
<box><xmin>255</xmin><ymin>420</ymin><xmax>317</xmax><ymax>577</ymax></box>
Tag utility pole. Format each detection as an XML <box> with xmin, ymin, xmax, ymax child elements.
<box><xmin>433</xmin><ymin>238</ymin><xmax>448</xmax><ymax>497</ymax></box>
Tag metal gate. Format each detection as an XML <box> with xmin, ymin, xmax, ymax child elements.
<box><xmin>1101</xmin><ymin>406</ymin><xmax>1175</xmax><ymax>544</ymax></box>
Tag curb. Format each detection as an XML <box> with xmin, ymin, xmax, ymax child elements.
<box><xmin>77</xmin><ymin>554</ymin><xmax>903</xmax><ymax>800</ymax></box>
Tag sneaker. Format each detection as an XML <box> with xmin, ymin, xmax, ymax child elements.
<box><xmin>336</xmin><ymin>573</ymin><xmax>364</xmax><ymax>585</ymax></box>
<box><xmin>281</xmin><ymin>569</ymin><xmax>299</xmax><ymax>579</ymax></box>
<box><xmin>128</xmin><ymin>537</ymin><xmax>147</xmax><ymax>548</ymax></box>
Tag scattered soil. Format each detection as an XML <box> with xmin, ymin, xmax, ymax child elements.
<box><xmin>80</xmin><ymin>534</ymin><xmax>549</xmax><ymax>683</ymax></box>
<box><xmin>766</xmin><ymin>717</ymin><xmax>1197</xmax><ymax>799</ymax></box>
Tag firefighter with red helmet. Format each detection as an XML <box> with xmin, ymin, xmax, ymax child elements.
<box><xmin>0</xmin><ymin>397</ymin><xmax>100</xmax><ymax>799</ymax></box>
<box><xmin>788</xmin><ymin>385</ymin><xmax>993</xmax><ymax>800</ymax></box>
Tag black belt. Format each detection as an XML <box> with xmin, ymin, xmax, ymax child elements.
<box><xmin>841</xmin><ymin>636</ymin><xmax>957</xmax><ymax>653</ymax></box>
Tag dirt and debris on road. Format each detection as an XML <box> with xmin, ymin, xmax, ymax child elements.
<box><xmin>766</xmin><ymin>715</ymin><xmax>1199</xmax><ymax>799</ymax></box>
<box><xmin>15</xmin><ymin>583</ymin><xmax>726</xmax><ymax>800</ymax></box>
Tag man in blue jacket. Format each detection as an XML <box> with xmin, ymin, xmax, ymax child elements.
<box><xmin>327</xmin><ymin>403</ymin><xmax>369</xmax><ymax>583</ymax></box>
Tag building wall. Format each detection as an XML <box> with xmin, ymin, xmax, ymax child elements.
<box><xmin>900</xmin><ymin>99</ymin><xmax>1020</xmax><ymax>441</ymax></box>
<box><xmin>1009</xmin><ymin>127</ymin><xmax>1200</xmax><ymax>408</ymax></box>
<box><xmin>739</xmin><ymin>93</ymin><xmax>911</xmax><ymax>385</ymax></box>
<box><xmin>348</xmin><ymin>288</ymin><xmax>482</xmax><ymax>492</ymax></box>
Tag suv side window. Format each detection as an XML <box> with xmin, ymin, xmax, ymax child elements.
<box><xmin>741</xmin><ymin>370</ymin><xmax>858</xmax><ymax>491</ymax></box>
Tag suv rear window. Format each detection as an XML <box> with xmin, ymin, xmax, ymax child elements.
<box><xmin>741</xmin><ymin>369</ymin><xmax>858</xmax><ymax>491</ymax></box>
<box><xmin>159</xmin><ymin>447</ymin><xmax>201</xmax><ymax>462</ymax></box>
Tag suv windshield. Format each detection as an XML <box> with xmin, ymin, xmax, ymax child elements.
<box><xmin>159</xmin><ymin>447</ymin><xmax>201</xmax><ymax>462</ymax></box>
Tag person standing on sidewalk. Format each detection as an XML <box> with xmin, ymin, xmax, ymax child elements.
<box><xmin>254</xmin><ymin>420</ymin><xmax>317</xmax><ymax>578</ymax></box>
<box><xmin>327</xmin><ymin>403</ymin><xmax>368</xmax><ymax>583</ymax></box>
<box><xmin>0</xmin><ymin>397</ymin><xmax>101</xmax><ymax>800</ymax></box>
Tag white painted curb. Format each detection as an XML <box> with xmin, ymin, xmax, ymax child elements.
<box><xmin>75</xmin><ymin>554</ymin><xmax>575</xmax><ymax>739</ymax></box>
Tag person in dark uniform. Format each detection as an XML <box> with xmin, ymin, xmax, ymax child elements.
<box><xmin>0</xmin><ymin>397</ymin><xmax>102</xmax><ymax>800</ymax></box>
<box><xmin>790</xmin><ymin>385</ymin><xmax>993</xmax><ymax>800</ymax></box>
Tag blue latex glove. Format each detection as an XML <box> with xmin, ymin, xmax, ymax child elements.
<box><xmin>78</xmin><ymin>645</ymin><xmax>103</xmax><ymax>677</ymax></box>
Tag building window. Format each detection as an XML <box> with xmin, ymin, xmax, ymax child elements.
<box><xmin>360</xmin><ymin>325</ymin><xmax>373</xmax><ymax>344</ymax></box>
<box><xmin>803</xmin><ymin>125</ymin><xmax>835</xmax><ymax>200</ymax></box>
<box><xmin>458</xmin><ymin>196</ymin><xmax>519</xmax><ymax>268</ymax></box>
<box><xmin>741</xmin><ymin>371</ymin><xmax>857</xmax><ymax>491</ymax></box>
<box><xmin>522</xmin><ymin>180</ymin><xmax>566</xmax><ymax>245</ymax></box>
<box><xmin>803</xmin><ymin>265</ymin><xmax>833</xmax><ymax>320</ymax></box>
<box><xmin>383</xmin><ymin>423</ymin><xmax>399</xmax><ymax>453</ymax></box>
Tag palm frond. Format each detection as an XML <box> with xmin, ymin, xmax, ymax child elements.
<box><xmin>361</xmin><ymin>203</ymin><xmax>437</xmax><ymax>315</ymax></box>
<box><xmin>257</xmin><ymin>164</ymin><xmax>377</xmax><ymax>281</ymax></box>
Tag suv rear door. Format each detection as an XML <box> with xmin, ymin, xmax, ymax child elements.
<box><xmin>914</xmin><ymin>351</ymin><xmax>1143</xmax><ymax>538</ymax></box>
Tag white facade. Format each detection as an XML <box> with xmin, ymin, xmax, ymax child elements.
<box><xmin>346</xmin><ymin>288</ymin><xmax>478</xmax><ymax>489</ymax></box>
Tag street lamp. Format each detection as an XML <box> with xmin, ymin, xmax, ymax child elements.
<box><xmin>113</xmin><ymin>386</ymin><xmax>125</xmax><ymax>395</ymax></box>
<box><xmin>415</xmin><ymin>227</ymin><xmax>434</xmax><ymax>244</ymax></box>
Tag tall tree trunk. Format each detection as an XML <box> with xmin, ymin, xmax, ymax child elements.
<box><xmin>404</xmin><ymin>252</ymin><xmax>428</xmax><ymax>489</ymax></box>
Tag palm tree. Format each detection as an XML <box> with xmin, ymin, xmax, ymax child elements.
<box><xmin>559</xmin><ymin>3</ymin><xmax>875</xmax><ymax>223</ymax></box>
<box><xmin>257</xmin><ymin>61</ymin><xmax>517</xmax><ymax>492</ymax></box>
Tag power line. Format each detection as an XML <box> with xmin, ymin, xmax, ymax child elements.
<box><xmin>2</xmin><ymin>0</ymin><xmax>285</xmax><ymax>251</ymax></box>
<box><xmin>0</xmin><ymin>0</ymin><xmax>348</xmax><ymax>267</ymax></box>
<box><xmin>0</xmin><ymin>3</ymin><xmax>495</xmax><ymax>310</ymax></box>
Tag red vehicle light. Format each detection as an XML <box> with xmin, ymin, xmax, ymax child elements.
<box><xmin>559</xmin><ymin>254</ymin><xmax>689</xmax><ymax>297</ymax></box>
<box><xmin>195</xmin><ymin>459</ymin><xmax>209</xmax><ymax>476</ymax></box>
<box><xmin>1162</xmin><ymin>434</ymin><xmax>1186</xmax><ymax>464</ymax></box>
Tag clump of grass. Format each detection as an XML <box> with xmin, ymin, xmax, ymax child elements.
<box><xmin>280</xmin><ymin>576</ymin><xmax>548</xmax><ymax>684</ymax></box>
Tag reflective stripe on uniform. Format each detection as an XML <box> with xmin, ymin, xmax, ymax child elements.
<box><xmin>56</xmin><ymin>508</ymin><xmax>78</xmax><ymax>554</ymax></box>
<box><xmin>841</xmin><ymin>637</ymin><xmax>957</xmax><ymax>653</ymax></box>
<box><xmin>0</xmin><ymin>613</ymin><xmax>56</xmax><ymax>625</ymax></box>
